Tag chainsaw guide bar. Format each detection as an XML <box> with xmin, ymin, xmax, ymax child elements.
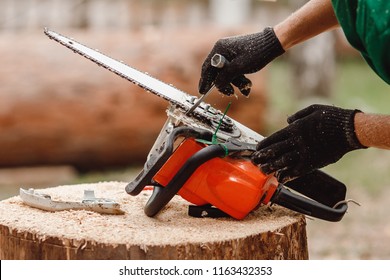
<box><xmin>44</xmin><ymin>28</ymin><xmax>262</xmax><ymax>144</ymax></box>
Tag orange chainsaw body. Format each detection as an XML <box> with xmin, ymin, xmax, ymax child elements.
<box><xmin>153</xmin><ymin>138</ymin><xmax>278</xmax><ymax>219</ymax></box>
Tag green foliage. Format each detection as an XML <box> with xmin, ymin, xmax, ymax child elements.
<box><xmin>266</xmin><ymin>58</ymin><xmax>390</xmax><ymax>195</ymax></box>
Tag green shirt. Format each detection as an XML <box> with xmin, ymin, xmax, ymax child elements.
<box><xmin>332</xmin><ymin>0</ymin><xmax>390</xmax><ymax>84</ymax></box>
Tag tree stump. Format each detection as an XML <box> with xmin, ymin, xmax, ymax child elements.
<box><xmin>0</xmin><ymin>182</ymin><xmax>308</xmax><ymax>260</ymax></box>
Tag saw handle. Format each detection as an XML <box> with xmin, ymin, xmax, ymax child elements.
<box><xmin>271</xmin><ymin>185</ymin><xmax>348</xmax><ymax>222</ymax></box>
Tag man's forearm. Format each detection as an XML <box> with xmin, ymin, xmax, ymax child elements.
<box><xmin>274</xmin><ymin>0</ymin><xmax>339</xmax><ymax>50</ymax></box>
<box><xmin>355</xmin><ymin>113</ymin><xmax>390</xmax><ymax>149</ymax></box>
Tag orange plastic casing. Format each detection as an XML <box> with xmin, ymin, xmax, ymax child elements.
<box><xmin>153</xmin><ymin>138</ymin><xmax>278</xmax><ymax>220</ymax></box>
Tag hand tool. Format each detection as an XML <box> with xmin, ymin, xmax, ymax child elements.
<box><xmin>185</xmin><ymin>53</ymin><xmax>227</xmax><ymax>115</ymax></box>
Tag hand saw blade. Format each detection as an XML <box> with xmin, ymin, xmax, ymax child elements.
<box><xmin>44</xmin><ymin>28</ymin><xmax>190</xmax><ymax>108</ymax></box>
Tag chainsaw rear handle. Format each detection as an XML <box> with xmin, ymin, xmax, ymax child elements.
<box><xmin>271</xmin><ymin>185</ymin><xmax>348</xmax><ymax>222</ymax></box>
<box><xmin>144</xmin><ymin>144</ymin><xmax>226</xmax><ymax>217</ymax></box>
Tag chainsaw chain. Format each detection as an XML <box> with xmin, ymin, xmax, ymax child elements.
<box><xmin>45</xmin><ymin>28</ymin><xmax>234</xmax><ymax>133</ymax></box>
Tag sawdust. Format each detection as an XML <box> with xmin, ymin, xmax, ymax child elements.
<box><xmin>0</xmin><ymin>181</ymin><xmax>301</xmax><ymax>247</ymax></box>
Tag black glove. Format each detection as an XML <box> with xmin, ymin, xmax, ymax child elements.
<box><xmin>251</xmin><ymin>104</ymin><xmax>367</xmax><ymax>183</ymax></box>
<box><xmin>199</xmin><ymin>27</ymin><xmax>285</xmax><ymax>96</ymax></box>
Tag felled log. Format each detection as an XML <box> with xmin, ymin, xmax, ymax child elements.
<box><xmin>0</xmin><ymin>182</ymin><xmax>308</xmax><ymax>260</ymax></box>
<box><xmin>0</xmin><ymin>27</ymin><xmax>267</xmax><ymax>170</ymax></box>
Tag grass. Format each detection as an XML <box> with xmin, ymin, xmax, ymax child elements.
<box><xmin>265</xmin><ymin>58</ymin><xmax>389</xmax><ymax>129</ymax></box>
<box><xmin>266</xmin><ymin>58</ymin><xmax>390</xmax><ymax>196</ymax></box>
<box><xmin>332</xmin><ymin>59</ymin><xmax>390</xmax><ymax>113</ymax></box>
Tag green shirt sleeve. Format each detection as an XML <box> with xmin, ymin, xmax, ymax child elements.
<box><xmin>331</xmin><ymin>0</ymin><xmax>390</xmax><ymax>84</ymax></box>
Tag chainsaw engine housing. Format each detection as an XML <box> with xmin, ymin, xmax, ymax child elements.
<box><xmin>153</xmin><ymin>138</ymin><xmax>278</xmax><ymax>219</ymax></box>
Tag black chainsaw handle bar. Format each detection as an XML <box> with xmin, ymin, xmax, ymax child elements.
<box><xmin>144</xmin><ymin>144</ymin><xmax>226</xmax><ymax>217</ymax></box>
<box><xmin>271</xmin><ymin>185</ymin><xmax>348</xmax><ymax>222</ymax></box>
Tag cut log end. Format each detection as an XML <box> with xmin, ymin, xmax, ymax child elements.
<box><xmin>0</xmin><ymin>182</ymin><xmax>308</xmax><ymax>259</ymax></box>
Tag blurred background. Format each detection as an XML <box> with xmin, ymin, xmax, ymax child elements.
<box><xmin>0</xmin><ymin>0</ymin><xmax>389</xmax><ymax>259</ymax></box>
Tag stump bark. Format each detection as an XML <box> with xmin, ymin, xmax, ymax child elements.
<box><xmin>0</xmin><ymin>182</ymin><xmax>308</xmax><ymax>260</ymax></box>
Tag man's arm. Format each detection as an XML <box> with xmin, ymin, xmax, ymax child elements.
<box><xmin>274</xmin><ymin>0</ymin><xmax>339</xmax><ymax>50</ymax></box>
<box><xmin>355</xmin><ymin>113</ymin><xmax>390</xmax><ymax>149</ymax></box>
<box><xmin>251</xmin><ymin>104</ymin><xmax>368</xmax><ymax>183</ymax></box>
<box><xmin>198</xmin><ymin>0</ymin><xmax>340</xmax><ymax>96</ymax></box>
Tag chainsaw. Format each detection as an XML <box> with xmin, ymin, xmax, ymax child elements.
<box><xmin>45</xmin><ymin>28</ymin><xmax>353</xmax><ymax>222</ymax></box>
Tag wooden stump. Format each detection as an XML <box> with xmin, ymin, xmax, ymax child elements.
<box><xmin>0</xmin><ymin>182</ymin><xmax>308</xmax><ymax>260</ymax></box>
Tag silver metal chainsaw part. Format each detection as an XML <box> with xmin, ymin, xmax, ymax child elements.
<box><xmin>44</xmin><ymin>28</ymin><xmax>264</xmax><ymax>144</ymax></box>
<box><xmin>185</xmin><ymin>84</ymin><xmax>215</xmax><ymax>116</ymax></box>
<box><xmin>142</xmin><ymin>103</ymin><xmax>239</xmax><ymax>171</ymax></box>
<box><xmin>185</xmin><ymin>53</ymin><xmax>225</xmax><ymax>115</ymax></box>
<box><xmin>44</xmin><ymin>28</ymin><xmax>188</xmax><ymax>107</ymax></box>
<box><xmin>211</xmin><ymin>54</ymin><xmax>227</xmax><ymax>68</ymax></box>
<box><xmin>19</xmin><ymin>188</ymin><xmax>125</xmax><ymax>215</ymax></box>
<box><xmin>167</xmin><ymin>105</ymin><xmax>241</xmax><ymax>139</ymax></box>
<box><xmin>145</xmin><ymin>117</ymin><xmax>175</xmax><ymax>165</ymax></box>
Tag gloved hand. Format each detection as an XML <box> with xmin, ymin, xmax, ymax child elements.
<box><xmin>251</xmin><ymin>104</ymin><xmax>367</xmax><ymax>183</ymax></box>
<box><xmin>199</xmin><ymin>27</ymin><xmax>285</xmax><ymax>96</ymax></box>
